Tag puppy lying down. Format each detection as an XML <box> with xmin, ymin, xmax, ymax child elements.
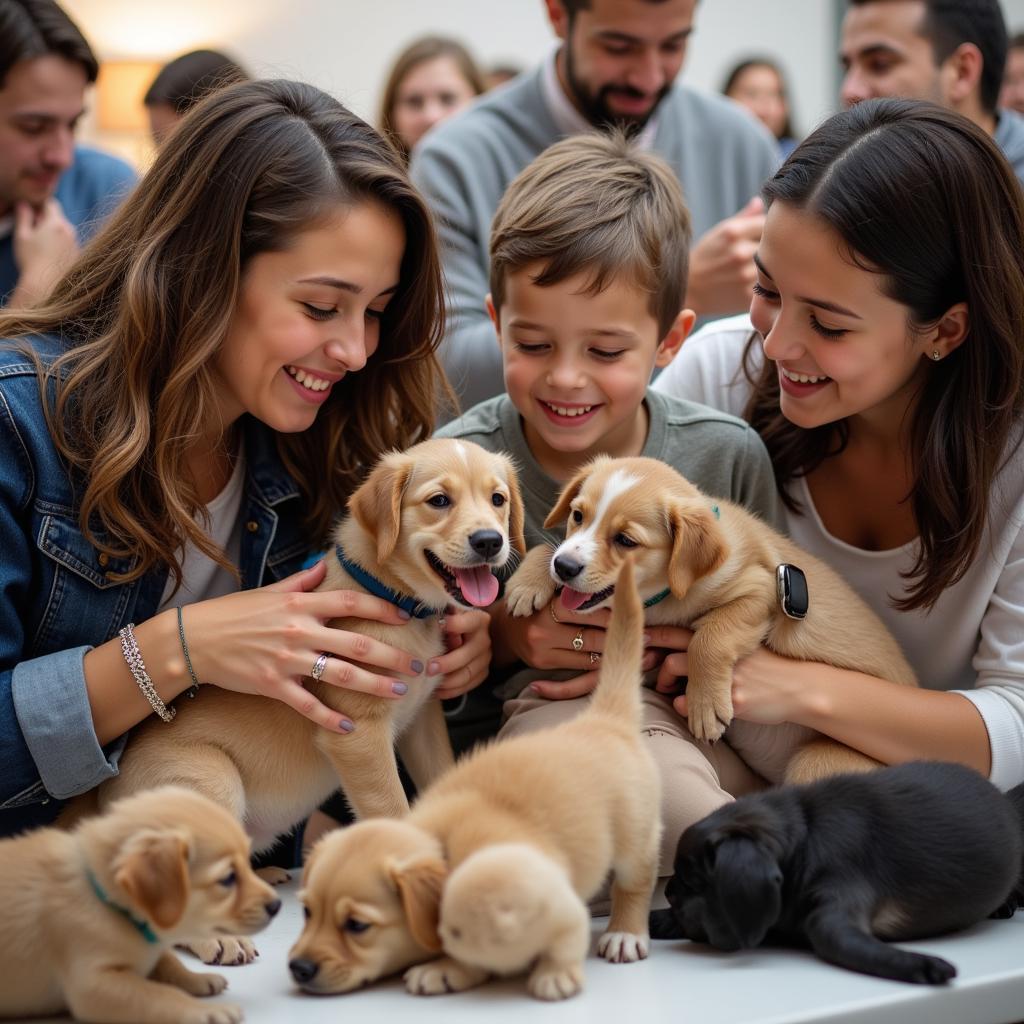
<box><xmin>0</xmin><ymin>786</ymin><xmax>279</xmax><ymax>1023</ymax></box>
<box><xmin>650</xmin><ymin>761</ymin><xmax>1024</xmax><ymax>984</ymax></box>
<box><xmin>505</xmin><ymin>455</ymin><xmax>918</xmax><ymax>785</ymax></box>
<box><xmin>289</xmin><ymin>559</ymin><xmax>660</xmax><ymax>1001</ymax></box>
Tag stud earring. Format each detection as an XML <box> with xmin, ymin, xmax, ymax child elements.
<box><xmin>931</xmin><ymin>350</ymin><xmax>941</xmax><ymax>361</ymax></box>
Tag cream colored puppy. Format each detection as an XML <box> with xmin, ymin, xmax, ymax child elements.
<box><xmin>0</xmin><ymin>786</ymin><xmax>278</xmax><ymax>1023</ymax></box>
<box><xmin>87</xmin><ymin>438</ymin><xmax>521</xmax><ymax>835</ymax></box>
<box><xmin>504</xmin><ymin>455</ymin><xmax>917</xmax><ymax>785</ymax></box>
<box><xmin>290</xmin><ymin>560</ymin><xmax>659</xmax><ymax>1001</ymax></box>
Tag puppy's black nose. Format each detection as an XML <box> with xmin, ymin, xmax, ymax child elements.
<box><xmin>469</xmin><ymin>529</ymin><xmax>503</xmax><ymax>559</ymax></box>
<box><xmin>290</xmin><ymin>958</ymin><xmax>319</xmax><ymax>984</ymax></box>
<box><xmin>265</xmin><ymin>898</ymin><xmax>282</xmax><ymax>918</ymax></box>
<box><xmin>553</xmin><ymin>554</ymin><xmax>584</xmax><ymax>581</ymax></box>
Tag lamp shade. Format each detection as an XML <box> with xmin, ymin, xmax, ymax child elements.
<box><xmin>96</xmin><ymin>60</ymin><xmax>161</xmax><ymax>133</ymax></box>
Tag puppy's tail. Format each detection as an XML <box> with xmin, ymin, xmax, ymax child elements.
<box><xmin>587</xmin><ymin>557</ymin><xmax>644</xmax><ymax>728</ymax></box>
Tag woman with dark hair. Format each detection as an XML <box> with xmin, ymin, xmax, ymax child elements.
<box><xmin>378</xmin><ymin>36</ymin><xmax>485</xmax><ymax>164</ymax></box>
<box><xmin>143</xmin><ymin>48</ymin><xmax>249</xmax><ymax>142</ymax></box>
<box><xmin>0</xmin><ymin>78</ymin><xmax>489</xmax><ymax>836</ymax></box>
<box><xmin>722</xmin><ymin>57</ymin><xmax>799</xmax><ymax>158</ymax></box>
<box><xmin>654</xmin><ymin>98</ymin><xmax>1024</xmax><ymax>792</ymax></box>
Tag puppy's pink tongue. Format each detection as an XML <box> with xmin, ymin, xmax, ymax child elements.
<box><xmin>560</xmin><ymin>587</ymin><xmax>589</xmax><ymax>611</ymax></box>
<box><xmin>455</xmin><ymin>566</ymin><xmax>500</xmax><ymax>607</ymax></box>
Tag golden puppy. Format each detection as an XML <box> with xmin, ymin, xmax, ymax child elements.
<box><xmin>289</xmin><ymin>559</ymin><xmax>660</xmax><ymax>1001</ymax></box>
<box><xmin>85</xmin><ymin>438</ymin><xmax>522</xmax><ymax>962</ymax></box>
<box><xmin>504</xmin><ymin>455</ymin><xmax>917</xmax><ymax>785</ymax></box>
<box><xmin>0</xmin><ymin>786</ymin><xmax>278</xmax><ymax>1023</ymax></box>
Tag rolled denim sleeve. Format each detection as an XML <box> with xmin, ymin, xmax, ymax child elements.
<box><xmin>11</xmin><ymin>647</ymin><xmax>125</xmax><ymax>799</ymax></box>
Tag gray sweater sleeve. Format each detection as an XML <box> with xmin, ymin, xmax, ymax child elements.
<box><xmin>411</xmin><ymin>142</ymin><xmax>504</xmax><ymax>411</ymax></box>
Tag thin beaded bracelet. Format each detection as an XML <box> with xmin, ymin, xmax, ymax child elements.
<box><xmin>176</xmin><ymin>606</ymin><xmax>201</xmax><ymax>699</ymax></box>
<box><xmin>118</xmin><ymin>623</ymin><xmax>176</xmax><ymax>723</ymax></box>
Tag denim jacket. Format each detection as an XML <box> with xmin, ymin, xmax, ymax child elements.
<box><xmin>0</xmin><ymin>337</ymin><xmax>310</xmax><ymax>835</ymax></box>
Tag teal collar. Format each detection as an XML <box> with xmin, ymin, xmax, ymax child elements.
<box><xmin>643</xmin><ymin>588</ymin><xmax>672</xmax><ymax>609</ymax></box>
<box><xmin>87</xmin><ymin>869</ymin><xmax>159</xmax><ymax>944</ymax></box>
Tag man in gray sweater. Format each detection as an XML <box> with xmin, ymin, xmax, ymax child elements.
<box><xmin>411</xmin><ymin>0</ymin><xmax>779</xmax><ymax>410</ymax></box>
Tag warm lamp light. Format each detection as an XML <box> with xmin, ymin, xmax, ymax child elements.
<box><xmin>96</xmin><ymin>60</ymin><xmax>161</xmax><ymax>133</ymax></box>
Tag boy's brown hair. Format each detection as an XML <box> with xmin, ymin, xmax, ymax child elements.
<box><xmin>489</xmin><ymin>130</ymin><xmax>692</xmax><ymax>337</ymax></box>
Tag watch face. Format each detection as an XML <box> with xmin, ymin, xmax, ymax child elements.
<box><xmin>777</xmin><ymin>564</ymin><xmax>809</xmax><ymax>619</ymax></box>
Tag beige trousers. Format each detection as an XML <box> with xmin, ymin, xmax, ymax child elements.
<box><xmin>501</xmin><ymin>685</ymin><xmax>769</xmax><ymax>877</ymax></box>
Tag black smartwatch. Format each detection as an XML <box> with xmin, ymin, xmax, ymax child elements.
<box><xmin>776</xmin><ymin>563</ymin><xmax>809</xmax><ymax>620</ymax></box>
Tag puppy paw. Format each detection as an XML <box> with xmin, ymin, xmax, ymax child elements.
<box><xmin>179</xmin><ymin>937</ymin><xmax>258</xmax><ymax>966</ymax></box>
<box><xmin>177</xmin><ymin>970</ymin><xmax>229</xmax><ymax>997</ymax></box>
<box><xmin>597</xmin><ymin>930</ymin><xmax>649</xmax><ymax>963</ymax></box>
<box><xmin>527</xmin><ymin>962</ymin><xmax>584</xmax><ymax>1001</ymax></box>
<box><xmin>179</xmin><ymin>1002</ymin><xmax>243</xmax><ymax>1024</ymax></box>
<box><xmin>255</xmin><ymin>865</ymin><xmax>291</xmax><ymax>886</ymax></box>
<box><xmin>905</xmin><ymin>954</ymin><xmax>957</xmax><ymax>985</ymax></box>
<box><xmin>404</xmin><ymin>957</ymin><xmax>489</xmax><ymax>995</ymax></box>
<box><xmin>685</xmin><ymin>685</ymin><xmax>732</xmax><ymax>744</ymax></box>
<box><xmin>504</xmin><ymin>580</ymin><xmax>552</xmax><ymax>618</ymax></box>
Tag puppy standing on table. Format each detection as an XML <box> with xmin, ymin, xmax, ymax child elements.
<box><xmin>505</xmin><ymin>455</ymin><xmax>918</xmax><ymax>784</ymax></box>
<box><xmin>290</xmin><ymin>558</ymin><xmax>660</xmax><ymax>1001</ymax></box>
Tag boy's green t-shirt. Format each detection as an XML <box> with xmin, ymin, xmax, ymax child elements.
<box><xmin>434</xmin><ymin>388</ymin><xmax>783</xmax><ymax>545</ymax></box>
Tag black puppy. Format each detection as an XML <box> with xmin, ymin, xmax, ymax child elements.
<box><xmin>650</xmin><ymin>761</ymin><xmax>1024</xmax><ymax>984</ymax></box>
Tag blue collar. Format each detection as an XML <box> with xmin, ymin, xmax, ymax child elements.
<box><xmin>643</xmin><ymin>588</ymin><xmax>672</xmax><ymax>609</ymax></box>
<box><xmin>335</xmin><ymin>544</ymin><xmax>441</xmax><ymax>620</ymax></box>
<box><xmin>87</xmin><ymin>869</ymin><xmax>159</xmax><ymax>944</ymax></box>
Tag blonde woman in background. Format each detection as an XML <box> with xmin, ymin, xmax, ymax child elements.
<box><xmin>379</xmin><ymin>36</ymin><xmax>485</xmax><ymax>164</ymax></box>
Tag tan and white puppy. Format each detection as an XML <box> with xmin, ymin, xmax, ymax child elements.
<box><xmin>504</xmin><ymin>455</ymin><xmax>917</xmax><ymax>785</ymax></box>
<box><xmin>0</xmin><ymin>786</ymin><xmax>278</xmax><ymax>1024</ymax></box>
<box><xmin>82</xmin><ymin>439</ymin><xmax>523</xmax><ymax>962</ymax></box>
<box><xmin>289</xmin><ymin>559</ymin><xmax>660</xmax><ymax>1001</ymax></box>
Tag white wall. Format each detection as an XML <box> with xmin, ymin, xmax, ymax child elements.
<box><xmin>64</xmin><ymin>0</ymin><xmax>1024</xmax><ymax>155</ymax></box>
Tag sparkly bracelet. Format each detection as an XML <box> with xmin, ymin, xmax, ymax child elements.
<box><xmin>118</xmin><ymin>623</ymin><xmax>176</xmax><ymax>723</ymax></box>
<box><xmin>176</xmin><ymin>606</ymin><xmax>201</xmax><ymax>699</ymax></box>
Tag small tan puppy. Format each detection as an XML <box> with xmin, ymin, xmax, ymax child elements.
<box><xmin>0</xmin><ymin>786</ymin><xmax>278</xmax><ymax>1024</ymax></box>
<box><xmin>87</xmin><ymin>438</ymin><xmax>523</xmax><ymax>962</ymax></box>
<box><xmin>504</xmin><ymin>456</ymin><xmax>917</xmax><ymax>784</ymax></box>
<box><xmin>290</xmin><ymin>559</ymin><xmax>660</xmax><ymax>1001</ymax></box>
<box><xmin>95</xmin><ymin>438</ymin><xmax>523</xmax><ymax>833</ymax></box>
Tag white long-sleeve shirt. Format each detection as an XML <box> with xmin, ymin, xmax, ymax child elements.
<box><xmin>653</xmin><ymin>314</ymin><xmax>1024</xmax><ymax>790</ymax></box>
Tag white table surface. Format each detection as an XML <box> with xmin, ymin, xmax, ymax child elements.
<box><xmin>26</xmin><ymin>881</ymin><xmax>1024</xmax><ymax>1024</ymax></box>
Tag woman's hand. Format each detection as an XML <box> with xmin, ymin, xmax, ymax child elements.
<box><xmin>522</xmin><ymin>608</ymin><xmax>685</xmax><ymax>701</ymax></box>
<box><xmin>183</xmin><ymin>560</ymin><xmax>424</xmax><ymax>732</ymax></box>
<box><xmin>433</xmin><ymin>608</ymin><xmax>493</xmax><ymax>700</ymax></box>
<box><xmin>667</xmin><ymin>645</ymin><xmax>812</xmax><ymax>725</ymax></box>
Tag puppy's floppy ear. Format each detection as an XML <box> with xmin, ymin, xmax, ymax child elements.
<box><xmin>667</xmin><ymin>501</ymin><xmax>728</xmax><ymax>598</ymax></box>
<box><xmin>349</xmin><ymin>451</ymin><xmax>415</xmax><ymax>564</ymax></box>
<box><xmin>543</xmin><ymin>458</ymin><xmax>602</xmax><ymax>530</ymax></box>
<box><xmin>389</xmin><ymin>853</ymin><xmax>447</xmax><ymax>953</ymax></box>
<box><xmin>504</xmin><ymin>463</ymin><xmax>527</xmax><ymax>556</ymax></box>
<box><xmin>708</xmin><ymin>836</ymin><xmax>782</xmax><ymax>949</ymax></box>
<box><xmin>113</xmin><ymin>828</ymin><xmax>192</xmax><ymax>931</ymax></box>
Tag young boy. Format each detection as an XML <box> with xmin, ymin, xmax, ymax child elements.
<box><xmin>435</xmin><ymin>132</ymin><xmax>781</xmax><ymax>875</ymax></box>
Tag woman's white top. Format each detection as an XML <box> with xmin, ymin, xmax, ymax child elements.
<box><xmin>653</xmin><ymin>314</ymin><xmax>1024</xmax><ymax>790</ymax></box>
<box><xmin>158</xmin><ymin>448</ymin><xmax>246</xmax><ymax>612</ymax></box>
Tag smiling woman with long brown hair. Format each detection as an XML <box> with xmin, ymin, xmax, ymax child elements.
<box><xmin>0</xmin><ymin>78</ymin><xmax>483</xmax><ymax>836</ymax></box>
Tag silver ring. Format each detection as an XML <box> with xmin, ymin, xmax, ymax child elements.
<box><xmin>310</xmin><ymin>652</ymin><xmax>329</xmax><ymax>681</ymax></box>
<box><xmin>590</xmin><ymin>651</ymin><xmax>601</xmax><ymax>665</ymax></box>
<box><xmin>572</xmin><ymin>629</ymin><xmax>585</xmax><ymax>653</ymax></box>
